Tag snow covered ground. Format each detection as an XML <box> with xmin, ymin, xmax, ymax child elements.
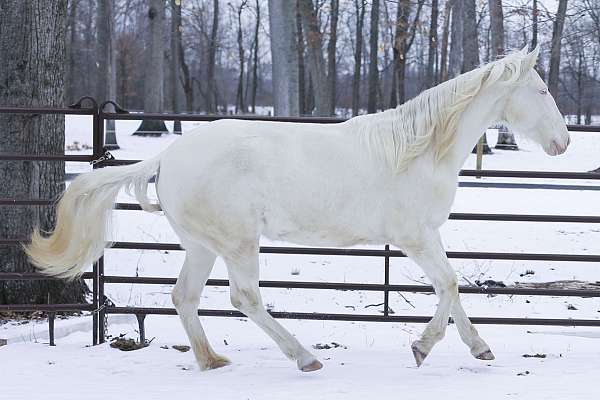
<box><xmin>1</xmin><ymin>118</ymin><xmax>599</xmax><ymax>399</ymax></box>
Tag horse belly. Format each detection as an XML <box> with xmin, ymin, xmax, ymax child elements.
<box><xmin>260</xmin><ymin>199</ymin><xmax>380</xmax><ymax>247</ymax></box>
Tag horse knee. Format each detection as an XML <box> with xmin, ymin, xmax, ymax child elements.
<box><xmin>437</xmin><ymin>274</ymin><xmax>458</xmax><ymax>295</ymax></box>
<box><xmin>230</xmin><ymin>287</ymin><xmax>261</xmax><ymax>314</ymax></box>
<box><xmin>172</xmin><ymin>285</ymin><xmax>199</xmax><ymax>310</ymax></box>
<box><xmin>171</xmin><ymin>288</ymin><xmax>183</xmax><ymax>309</ymax></box>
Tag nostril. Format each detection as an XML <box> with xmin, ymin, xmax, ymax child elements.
<box><xmin>567</xmin><ymin>137</ymin><xmax>571</xmax><ymax>146</ymax></box>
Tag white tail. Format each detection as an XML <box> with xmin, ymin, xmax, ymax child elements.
<box><xmin>24</xmin><ymin>156</ymin><xmax>161</xmax><ymax>280</ymax></box>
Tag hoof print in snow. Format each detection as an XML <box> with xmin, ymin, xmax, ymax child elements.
<box><xmin>522</xmin><ymin>353</ymin><xmax>546</xmax><ymax>358</ymax></box>
<box><xmin>312</xmin><ymin>342</ymin><xmax>347</xmax><ymax>350</ymax></box>
<box><xmin>110</xmin><ymin>337</ymin><xmax>149</xmax><ymax>351</ymax></box>
<box><xmin>519</xmin><ymin>269</ymin><xmax>535</xmax><ymax>277</ymax></box>
<box><xmin>567</xmin><ymin>304</ymin><xmax>578</xmax><ymax>310</ymax></box>
<box><xmin>172</xmin><ymin>345</ymin><xmax>191</xmax><ymax>352</ymax></box>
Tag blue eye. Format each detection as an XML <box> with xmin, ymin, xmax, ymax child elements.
<box><xmin>539</xmin><ymin>88</ymin><xmax>548</xmax><ymax>95</ymax></box>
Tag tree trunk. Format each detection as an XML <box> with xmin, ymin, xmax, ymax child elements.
<box><xmin>296</xmin><ymin>0</ymin><xmax>306</xmax><ymax>115</ymax></box>
<box><xmin>134</xmin><ymin>0</ymin><xmax>168</xmax><ymax>136</ymax></box>
<box><xmin>394</xmin><ymin>0</ymin><xmax>424</xmax><ymax>105</ymax></box>
<box><xmin>251</xmin><ymin>0</ymin><xmax>260</xmax><ymax>114</ymax></box>
<box><xmin>176</xmin><ymin>3</ymin><xmax>194</xmax><ymax>113</ymax></box>
<box><xmin>392</xmin><ymin>0</ymin><xmax>409</xmax><ymax>106</ymax></box>
<box><xmin>448</xmin><ymin>0</ymin><xmax>463</xmax><ymax>78</ymax></box>
<box><xmin>327</xmin><ymin>0</ymin><xmax>339</xmax><ymax>115</ymax></box>
<box><xmin>170</xmin><ymin>0</ymin><xmax>182</xmax><ymax>133</ymax></box>
<box><xmin>298</xmin><ymin>0</ymin><xmax>330</xmax><ymax>116</ymax></box>
<box><xmin>0</xmin><ymin>0</ymin><xmax>87</xmax><ymax>306</ymax></box>
<box><xmin>96</xmin><ymin>0</ymin><xmax>120</xmax><ymax>149</ymax></box>
<box><xmin>268</xmin><ymin>0</ymin><xmax>300</xmax><ymax>116</ymax></box>
<box><xmin>66</xmin><ymin>0</ymin><xmax>78</xmax><ymax>105</ymax></box>
<box><xmin>548</xmin><ymin>0</ymin><xmax>568</xmax><ymax>97</ymax></box>
<box><xmin>439</xmin><ymin>0</ymin><xmax>453</xmax><ymax>82</ymax></box>
<box><xmin>488</xmin><ymin>0</ymin><xmax>517</xmax><ymax>149</ymax></box>
<box><xmin>206</xmin><ymin>0</ymin><xmax>220</xmax><ymax>113</ymax></box>
<box><xmin>233</xmin><ymin>2</ymin><xmax>246</xmax><ymax>114</ymax></box>
<box><xmin>488</xmin><ymin>0</ymin><xmax>504</xmax><ymax>59</ymax></box>
<box><xmin>576</xmin><ymin>52</ymin><xmax>583</xmax><ymax>125</ymax></box>
<box><xmin>426</xmin><ymin>0</ymin><xmax>439</xmax><ymax>88</ymax></box>
<box><xmin>367</xmin><ymin>0</ymin><xmax>380</xmax><ymax>113</ymax></box>
<box><xmin>463</xmin><ymin>0</ymin><xmax>492</xmax><ymax>153</ymax></box>
<box><xmin>531</xmin><ymin>0</ymin><xmax>539</xmax><ymax>51</ymax></box>
<box><xmin>351</xmin><ymin>0</ymin><xmax>366</xmax><ymax>116</ymax></box>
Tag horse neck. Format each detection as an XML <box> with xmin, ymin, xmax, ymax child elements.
<box><xmin>441</xmin><ymin>84</ymin><xmax>508</xmax><ymax>173</ymax></box>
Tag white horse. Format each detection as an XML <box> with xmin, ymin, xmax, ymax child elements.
<box><xmin>26</xmin><ymin>46</ymin><xmax>569</xmax><ymax>372</ymax></box>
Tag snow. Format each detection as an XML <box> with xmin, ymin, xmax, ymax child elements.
<box><xmin>2</xmin><ymin>118</ymin><xmax>599</xmax><ymax>399</ymax></box>
<box><xmin>2</xmin><ymin>321</ymin><xmax>599</xmax><ymax>400</ymax></box>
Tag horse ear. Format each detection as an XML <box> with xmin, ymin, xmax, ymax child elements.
<box><xmin>520</xmin><ymin>45</ymin><xmax>529</xmax><ymax>55</ymax></box>
<box><xmin>525</xmin><ymin>44</ymin><xmax>540</xmax><ymax>70</ymax></box>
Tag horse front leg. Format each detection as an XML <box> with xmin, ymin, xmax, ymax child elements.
<box><xmin>403</xmin><ymin>231</ymin><xmax>493</xmax><ymax>366</ymax></box>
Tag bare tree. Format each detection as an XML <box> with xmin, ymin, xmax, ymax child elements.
<box><xmin>426</xmin><ymin>0</ymin><xmax>439</xmax><ymax>88</ymax></box>
<box><xmin>489</xmin><ymin>0</ymin><xmax>517</xmax><ymax>149</ymax></box>
<box><xmin>134</xmin><ymin>0</ymin><xmax>167</xmax><ymax>136</ymax></box>
<box><xmin>298</xmin><ymin>0</ymin><xmax>330</xmax><ymax>116</ymax></box>
<box><xmin>367</xmin><ymin>0</ymin><xmax>380</xmax><ymax>113</ymax></box>
<box><xmin>531</xmin><ymin>0</ymin><xmax>538</xmax><ymax>50</ymax></box>
<box><xmin>391</xmin><ymin>0</ymin><xmax>424</xmax><ymax>106</ymax></box>
<box><xmin>327</xmin><ymin>0</ymin><xmax>339</xmax><ymax>115</ymax></box>
<box><xmin>296</xmin><ymin>0</ymin><xmax>307</xmax><ymax>115</ymax></box>
<box><xmin>351</xmin><ymin>0</ymin><xmax>366</xmax><ymax>116</ymax></box>
<box><xmin>170</xmin><ymin>0</ymin><xmax>182</xmax><ymax>133</ymax></box>
<box><xmin>439</xmin><ymin>0</ymin><xmax>454</xmax><ymax>83</ymax></box>
<box><xmin>206</xmin><ymin>0</ymin><xmax>220</xmax><ymax>113</ymax></box>
<box><xmin>175</xmin><ymin>2</ymin><xmax>193</xmax><ymax>113</ymax></box>
<box><xmin>548</xmin><ymin>0</ymin><xmax>568</xmax><ymax>97</ymax></box>
<box><xmin>66</xmin><ymin>0</ymin><xmax>78</xmax><ymax>104</ymax></box>
<box><xmin>250</xmin><ymin>0</ymin><xmax>260</xmax><ymax>114</ymax></box>
<box><xmin>0</xmin><ymin>0</ymin><xmax>87</xmax><ymax>305</ymax></box>
<box><xmin>232</xmin><ymin>1</ymin><xmax>248</xmax><ymax>114</ymax></box>
<box><xmin>96</xmin><ymin>0</ymin><xmax>119</xmax><ymax>148</ymax></box>
<box><xmin>448</xmin><ymin>0</ymin><xmax>463</xmax><ymax>78</ymax></box>
<box><xmin>268</xmin><ymin>0</ymin><xmax>300</xmax><ymax>116</ymax></box>
<box><xmin>463</xmin><ymin>0</ymin><xmax>491</xmax><ymax>153</ymax></box>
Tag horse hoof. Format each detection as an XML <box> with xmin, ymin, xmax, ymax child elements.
<box><xmin>300</xmin><ymin>359</ymin><xmax>323</xmax><ymax>372</ymax></box>
<box><xmin>203</xmin><ymin>355</ymin><xmax>231</xmax><ymax>370</ymax></box>
<box><xmin>411</xmin><ymin>343</ymin><xmax>428</xmax><ymax>367</ymax></box>
<box><xmin>475</xmin><ymin>350</ymin><xmax>495</xmax><ymax>361</ymax></box>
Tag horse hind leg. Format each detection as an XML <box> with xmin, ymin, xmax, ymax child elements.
<box><xmin>224</xmin><ymin>246</ymin><xmax>322</xmax><ymax>372</ymax></box>
<box><xmin>171</xmin><ymin>243</ymin><xmax>230</xmax><ymax>370</ymax></box>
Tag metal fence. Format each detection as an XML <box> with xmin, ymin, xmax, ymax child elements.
<box><xmin>1</xmin><ymin>97</ymin><xmax>599</xmax><ymax>346</ymax></box>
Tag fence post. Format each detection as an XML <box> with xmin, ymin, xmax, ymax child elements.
<box><xmin>383</xmin><ymin>244</ymin><xmax>390</xmax><ymax>317</ymax></box>
<box><xmin>136</xmin><ymin>314</ymin><xmax>147</xmax><ymax>343</ymax></box>
<box><xmin>48</xmin><ymin>312</ymin><xmax>56</xmax><ymax>346</ymax></box>
<box><xmin>98</xmin><ymin>257</ymin><xmax>106</xmax><ymax>343</ymax></box>
<box><xmin>476</xmin><ymin>136</ymin><xmax>484</xmax><ymax>179</ymax></box>
<box><xmin>92</xmin><ymin>100</ymin><xmax>107</xmax><ymax>344</ymax></box>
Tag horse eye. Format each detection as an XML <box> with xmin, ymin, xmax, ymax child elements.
<box><xmin>539</xmin><ymin>89</ymin><xmax>548</xmax><ymax>95</ymax></box>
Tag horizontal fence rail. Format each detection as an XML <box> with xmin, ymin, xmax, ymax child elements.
<box><xmin>102</xmin><ymin>276</ymin><xmax>600</xmax><ymax>298</ymax></box>
<box><xmin>1</xmin><ymin>99</ymin><xmax>599</xmax><ymax>347</ymax></box>
<box><xmin>106</xmin><ymin>307</ymin><xmax>600</xmax><ymax>328</ymax></box>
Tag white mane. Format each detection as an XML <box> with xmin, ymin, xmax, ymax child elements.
<box><xmin>350</xmin><ymin>50</ymin><xmax>534</xmax><ymax>172</ymax></box>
